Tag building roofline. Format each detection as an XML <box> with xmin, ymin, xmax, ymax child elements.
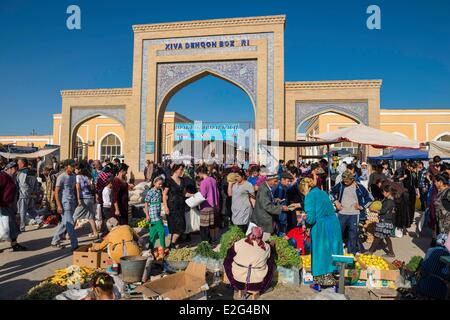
<box><xmin>132</xmin><ymin>15</ymin><xmax>286</xmax><ymax>33</ymax></box>
<box><xmin>61</xmin><ymin>88</ymin><xmax>133</xmax><ymax>97</ymax></box>
<box><xmin>285</xmin><ymin>80</ymin><xmax>382</xmax><ymax>90</ymax></box>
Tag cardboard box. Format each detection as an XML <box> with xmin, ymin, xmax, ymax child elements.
<box><xmin>73</xmin><ymin>245</ymin><xmax>100</xmax><ymax>269</ymax></box>
<box><xmin>135</xmin><ymin>262</ymin><xmax>208</xmax><ymax>300</ymax></box>
<box><xmin>99</xmin><ymin>251</ymin><xmax>113</xmax><ymax>269</ymax></box>
<box><xmin>369</xmin><ymin>288</ymin><xmax>398</xmax><ymax>300</ymax></box>
<box><xmin>344</xmin><ymin>269</ymin><xmax>400</xmax><ymax>282</ymax></box>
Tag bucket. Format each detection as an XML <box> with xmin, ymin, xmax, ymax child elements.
<box><xmin>120</xmin><ymin>256</ymin><xmax>148</xmax><ymax>283</ymax></box>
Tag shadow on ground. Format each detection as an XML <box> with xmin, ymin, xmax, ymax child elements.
<box><xmin>0</xmin><ymin>278</ymin><xmax>40</xmax><ymax>300</ymax></box>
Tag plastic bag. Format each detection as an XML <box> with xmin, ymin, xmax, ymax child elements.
<box><xmin>185</xmin><ymin>208</ymin><xmax>200</xmax><ymax>233</ymax></box>
<box><xmin>185</xmin><ymin>192</ymin><xmax>206</xmax><ymax>208</ymax></box>
<box><xmin>417</xmin><ymin>212</ymin><xmax>425</xmax><ymax>233</ymax></box>
<box><xmin>415</xmin><ymin>197</ymin><xmax>421</xmax><ymax>210</ymax></box>
<box><xmin>0</xmin><ymin>214</ymin><xmax>10</xmax><ymax>241</ymax></box>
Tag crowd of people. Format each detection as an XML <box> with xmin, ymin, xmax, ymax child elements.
<box><xmin>0</xmin><ymin>153</ymin><xmax>449</xmax><ymax>297</ymax></box>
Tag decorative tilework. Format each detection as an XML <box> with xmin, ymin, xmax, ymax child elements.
<box><xmin>295</xmin><ymin>101</ymin><xmax>369</xmax><ymax>130</ymax></box>
<box><xmin>71</xmin><ymin>107</ymin><xmax>125</xmax><ymax>132</ymax></box>
<box><xmin>156</xmin><ymin>60</ymin><xmax>257</xmax><ymax>108</ymax></box>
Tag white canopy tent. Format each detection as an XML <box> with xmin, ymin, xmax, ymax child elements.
<box><xmin>0</xmin><ymin>148</ymin><xmax>59</xmax><ymax>160</ymax></box>
<box><xmin>312</xmin><ymin>124</ymin><xmax>421</xmax><ymax>149</ymax></box>
<box><xmin>428</xmin><ymin>141</ymin><xmax>450</xmax><ymax>159</ymax></box>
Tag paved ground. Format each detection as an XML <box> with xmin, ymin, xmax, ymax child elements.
<box><xmin>0</xmin><ymin>211</ymin><xmax>430</xmax><ymax>300</ymax></box>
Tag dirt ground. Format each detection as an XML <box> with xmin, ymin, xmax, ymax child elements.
<box><xmin>0</xmin><ymin>211</ymin><xmax>430</xmax><ymax>300</ymax></box>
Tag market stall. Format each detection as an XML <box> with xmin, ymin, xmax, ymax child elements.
<box><xmin>368</xmin><ymin>149</ymin><xmax>429</xmax><ymax>161</ymax></box>
<box><xmin>312</xmin><ymin>124</ymin><xmax>421</xmax><ymax>149</ymax></box>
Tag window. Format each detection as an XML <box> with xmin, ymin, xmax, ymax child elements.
<box><xmin>331</xmin><ymin>141</ymin><xmax>359</xmax><ymax>155</ymax></box>
<box><xmin>100</xmin><ymin>134</ymin><xmax>121</xmax><ymax>161</ymax></box>
<box><xmin>74</xmin><ymin>136</ymin><xmax>85</xmax><ymax>160</ymax></box>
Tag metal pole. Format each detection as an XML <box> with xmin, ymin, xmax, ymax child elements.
<box><xmin>327</xmin><ymin>144</ymin><xmax>332</xmax><ymax>192</ymax></box>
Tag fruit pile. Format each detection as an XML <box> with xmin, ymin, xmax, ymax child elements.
<box><xmin>166</xmin><ymin>248</ymin><xmax>194</xmax><ymax>262</ymax></box>
<box><xmin>301</xmin><ymin>255</ymin><xmax>311</xmax><ymax>269</ymax></box>
<box><xmin>356</xmin><ymin>254</ymin><xmax>390</xmax><ymax>270</ymax></box>
<box><xmin>50</xmin><ymin>265</ymin><xmax>95</xmax><ymax>287</ymax></box>
<box><xmin>392</xmin><ymin>260</ymin><xmax>404</xmax><ymax>269</ymax></box>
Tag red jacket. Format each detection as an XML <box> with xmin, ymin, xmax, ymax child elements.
<box><xmin>0</xmin><ymin>171</ymin><xmax>17</xmax><ymax>208</ymax></box>
<box><xmin>286</xmin><ymin>227</ymin><xmax>310</xmax><ymax>255</ymax></box>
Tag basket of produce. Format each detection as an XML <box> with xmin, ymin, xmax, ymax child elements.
<box><xmin>164</xmin><ymin>247</ymin><xmax>194</xmax><ymax>272</ymax></box>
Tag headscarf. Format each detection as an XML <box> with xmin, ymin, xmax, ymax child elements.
<box><xmin>244</xmin><ymin>226</ymin><xmax>266</xmax><ymax>250</ymax></box>
<box><xmin>436</xmin><ymin>232</ymin><xmax>449</xmax><ymax>252</ymax></box>
<box><xmin>106</xmin><ymin>217</ymin><xmax>119</xmax><ymax>231</ymax></box>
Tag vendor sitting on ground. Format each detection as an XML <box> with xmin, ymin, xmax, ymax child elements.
<box><xmin>223</xmin><ymin>226</ymin><xmax>275</xmax><ymax>295</ymax></box>
<box><xmin>285</xmin><ymin>213</ymin><xmax>311</xmax><ymax>256</ymax></box>
<box><xmin>415</xmin><ymin>232</ymin><xmax>450</xmax><ymax>300</ymax></box>
<box><xmin>90</xmin><ymin>217</ymin><xmax>141</xmax><ymax>264</ymax></box>
<box><xmin>82</xmin><ymin>272</ymin><xmax>120</xmax><ymax>300</ymax></box>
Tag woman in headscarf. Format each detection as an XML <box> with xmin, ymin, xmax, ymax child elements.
<box><xmin>90</xmin><ymin>217</ymin><xmax>141</xmax><ymax>264</ymax></box>
<box><xmin>415</xmin><ymin>232</ymin><xmax>450</xmax><ymax>300</ymax></box>
<box><xmin>300</xmin><ymin>178</ymin><xmax>343</xmax><ymax>290</ymax></box>
<box><xmin>223</xmin><ymin>226</ymin><xmax>275</xmax><ymax>295</ymax></box>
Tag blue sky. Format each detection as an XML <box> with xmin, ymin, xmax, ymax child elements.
<box><xmin>0</xmin><ymin>0</ymin><xmax>449</xmax><ymax>135</ymax></box>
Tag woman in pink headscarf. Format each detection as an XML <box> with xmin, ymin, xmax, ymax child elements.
<box><xmin>223</xmin><ymin>226</ymin><xmax>275</xmax><ymax>295</ymax></box>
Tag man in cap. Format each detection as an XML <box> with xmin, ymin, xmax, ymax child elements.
<box><xmin>272</xmin><ymin>171</ymin><xmax>294</xmax><ymax>235</ymax></box>
<box><xmin>330</xmin><ymin>169</ymin><xmax>374</xmax><ymax>254</ymax></box>
<box><xmin>0</xmin><ymin>162</ymin><xmax>27</xmax><ymax>251</ymax></box>
<box><xmin>51</xmin><ymin>159</ymin><xmax>79</xmax><ymax>250</ymax></box>
<box><xmin>251</xmin><ymin>170</ymin><xmax>299</xmax><ymax>239</ymax></box>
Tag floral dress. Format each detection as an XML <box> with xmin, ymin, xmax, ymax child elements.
<box><xmin>374</xmin><ymin>198</ymin><xmax>396</xmax><ymax>239</ymax></box>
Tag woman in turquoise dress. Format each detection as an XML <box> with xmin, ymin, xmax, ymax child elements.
<box><xmin>300</xmin><ymin>178</ymin><xmax>343</xmax><ymax>288</ymax></box>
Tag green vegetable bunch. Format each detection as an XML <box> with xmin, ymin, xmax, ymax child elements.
<box><xmin>406</xmin><ymin>255</ymin><xmax>423</xmax><ymax>272</ymax></box>
<box><xmin>268</xmin><ymin>235</ymin><xmax>302</xmax><ymax>269</ymax></box>
<box><xmin>194</xmin><ymin>241</ymin><xmax>219</xmax><ymax>259</ymax></box>
<box><xmin>22</xmin><ymin>281</ymin><xmax>66</xmax><ymax>300</ymax></box>
<box><xmin>219</xmin><ymin>225</ymin><xmax>245</xmax><ymax>259</ymax></box>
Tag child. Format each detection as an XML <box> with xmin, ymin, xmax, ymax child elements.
<box><xmin>83</xmin><ymin>272</ymin><xmax>120</xmax><ymax>300</ymax></box>
<box><xmin>285</xmin><ymin>212</ymin><xmax>311</xmax><ymax>255</ymax></box>
<box><xmin>367</xmin><ymin>184</ymin><xmax>396</xmax><ymax>257</ymax></box>
<box><xmin>144</xmin><ymin>176</ymin><xmax>166</xmax><ymax>256</ymax></box>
